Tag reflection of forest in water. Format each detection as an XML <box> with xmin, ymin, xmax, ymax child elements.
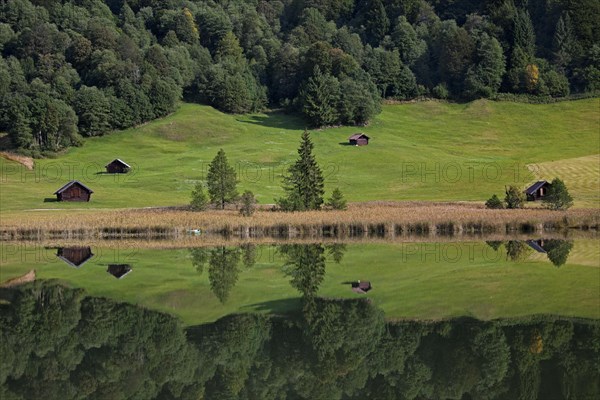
<box><xmin>191</xmin><ymin>240</ymin><xmax>574</xmax><ymax>304</ymax></box>
<box><xmin>1</xmin><ymin>281</ymin><xmax>597</xmax><ymax>399</ymax></box>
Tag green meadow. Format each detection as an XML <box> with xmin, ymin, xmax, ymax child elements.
<box><xmin>1</xmin><ymin>241</ymin><xmax>598</xmax><ymax>325</ymax></box>
<box><xmin>1</xmin><ymin>98</ymin><xmax>599</xmax><ymax>213</ymax></box>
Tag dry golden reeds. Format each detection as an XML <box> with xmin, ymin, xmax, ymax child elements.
<box><xmin>1</xmin><ymin>202</ymin><xmax>598</xmax><ymax>241</ymax></box>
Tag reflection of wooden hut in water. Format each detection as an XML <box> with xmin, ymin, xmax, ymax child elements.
<box><xmin>526</xmin><ymin>239</ymin><xmax>547</xmax><ymax>253</ymax></box>
<box><xmin>107</xmin><ymin>264</ymin><xmax>132</xmax><ymax>279</ymax></box>
<box><xmin>57</xmin><ymin>247</ymin><xmax>94</xmax><ymax>268</ymax></box>
<box><xmin>351</xmin><ymin>281</ymin><xmax>372</xmax><ymax>294</ymax></box>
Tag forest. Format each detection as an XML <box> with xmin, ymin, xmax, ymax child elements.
<box><xmin>0</xmin><ymin>0</ymin><xmax>598</xmax><ymax>154</ymax></box>
<box><xmin>1</xmin><ymin>281</ymin><xmax>599</xmax><ymax>399</ymax></box>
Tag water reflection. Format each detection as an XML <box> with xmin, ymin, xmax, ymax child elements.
<box><xmin>56</xmin><ymin>246</ymin><xmax>94</xmax><ymax>268</ymax></box>
<box><xmin>485</xmin><ymin>239</ymin><xmax>574</xmax><ymax>267</ymax></box>
<box><xmin>1</xmin><ymin>282</ymin><xmax>598</xmax><ymax>399</ymax></box>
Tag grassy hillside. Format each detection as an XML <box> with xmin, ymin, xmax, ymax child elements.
<box><xmin>1</xmin><ymin>99</ymin><xmax>598</xmax><ymax>213</ymax></box>
<box><xmin>1</xmin><ymin>241</ymin><xmax>598</xmax><ymax>324</ymax></box>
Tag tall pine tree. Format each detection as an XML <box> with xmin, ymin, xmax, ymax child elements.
<box><xmin>300</xmin><ymin>66</ymin><xmax>340</xmax><ymax>127</ymax></box>
<box><xmin>278</xmin><ymin>130</ymin><xmax>325</xmax><ymax>211</ymax></box>
<box><xmin>207</xmin><ymin>149</ymin><xmax>238</xmax><ymax>209</ymax></box>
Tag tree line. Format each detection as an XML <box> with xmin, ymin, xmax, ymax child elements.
<box><xmin>1</xmin><ymin>0</ymin><xmax>598</xmax><ymax>154</ymax></box>
<box><xmin>2</xmin><ymin>281</ymin><xmax>598</xmax><ymax>399</ymax></box>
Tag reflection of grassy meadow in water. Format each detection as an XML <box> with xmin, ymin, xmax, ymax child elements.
<box><xmin>1</xmin><ymin>240</ymin><xmax>598</xmax><ymax>324</ymax></box>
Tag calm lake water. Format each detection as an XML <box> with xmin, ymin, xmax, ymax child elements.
<box><xmin>1</xmin><ymin>240</ymin><xmax>599</xmax><ymax>398</ymax></box>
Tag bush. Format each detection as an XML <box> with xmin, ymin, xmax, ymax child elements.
<box><xmin>504</xmin><ymin>186</ymin><xmax>525</xmax><ymax>209</ymax></box>
<box><xmin>239</xmin><ymin>190</ymin><xmax>257</xmax><ymax>216</ymax></box>
<box><xmin>190</xmin><ymin>182</ymin><xmax>208</xmax><ymax>211</ymax></box>
<box><xmin>485</xmin><ymin>194</ymin><xmax>504</xmax><ymax>209</ymax></box>
<box><xmin>432</xmin><ymin>83</ymin><xmax>449</xmax><ymax>99</ymax></box>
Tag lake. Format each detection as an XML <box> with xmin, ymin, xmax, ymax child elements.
<box><xmin>1</xmin><ymin>239</ymin><xmax>598</xmax><ymax>398</ymax></box>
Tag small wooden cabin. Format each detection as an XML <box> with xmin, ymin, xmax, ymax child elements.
<box><xmin>57</xmin><ymin>247</ymin><xmax>94</xmax><ymax>268</ymax></box>
<box><xmin>349</xmin><ymin>133</ymin><xmax>370</xmax><ymax>146</ymax></box>
<box><xmin>54</xmin><ymin>180</ymin><xmax>93</xmax><ymax>202</ymax></box>
<box><xmin>107</xmin><ymin>264</ymin><xmax>132</xmax><ymax>279</ymax></box>
<box><xmin>525</xmin><ymin>180</ymin><xmax>551</xmax><ymax>201</ymax></box>
<box><xmin>105</xmin><ymin>159</ymin><xmax>131</xmax><ymax>174</ymax></box>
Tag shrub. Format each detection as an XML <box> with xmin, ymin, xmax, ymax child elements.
<box><xmin>190</xmin><ymin>182</ymin><xmax>208</xmax><ymax>211</ymax></box>
<box><xmin>239</xmin><ymin>190</ymin><xmax>257</xmax><ymax>217</ymax></box>
<box><xmin>485</xmin><ymin>194</ymin><xmax>504</xmax><ymax>209</ymax></box>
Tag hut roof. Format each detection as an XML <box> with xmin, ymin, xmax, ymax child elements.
<box><xmin>525</xmin><ymin>181</ymin><xmax>548</xmax><ymax>195</ymax></box>
<box><xmin>54</xmin><ymin>180</ymin><xmax>94</xmax><ymax>195</ymax></box>
<box><xmin>348</xmin><ymin>133</ymin><xmax>370</xmax><ymax>140</ymax></box>
<box><xmin>105</xmin><ymin>159</ymin><xmax>131</xmax><ymax>168</ymax></box>
<box><xmin>526</xmin><ymin>240</ymin><xmax>547</xmax><ymax>253</ymax></box>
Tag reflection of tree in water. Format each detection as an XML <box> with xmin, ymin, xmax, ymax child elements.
<box><xmin>0</xmin><ymin>281</ymin><xmax>197</xmax><ymax>399</ymax></box>
<box><xmin>279</xmin><ymin>244</ymin><xmax>327</xmax><ymax>299</ymax></box>
<box><xmin>190</xmin><ymin>245</ymin><xmax>259</xmax><ymax>303</ymax></box>
<box><xmin>240</xmin><ymin>243</ymin><xmax>257</xmax><ymax>269</ymax></box>
<box><xmin>498</xmin><ymin>239</ymin><xmax>574</xmax><ymax>266</ymax></box>
<box><xmin>208</xmin><ymin>246</ymin><xmax>241</xmax><ymax>304</ymax></box>
<box><xmin>326</xmin><ymin>243</ymin><xmax>347</xmax><ymax>264</ymax></box>
<box><xmin>2</xmin><ymin>283</ymin><xmax>599</xmax><ymax>400</ymax></box>
<box><xmin>190</xmin><ymin>248</ymin><xmax>210</xmax><ymax>274</ymax></box>
<box><xmin>506</xmin><ymin>240</ymin><xmax>532</xmax><ymax>262</ymax></box>
<box><xmin>543</xmin><ymin>239</ymin><xmax>574</xmax><ymax>267</ymax></box>
<box><xmin>485</xmin><ymin>241</ymin><xmax>503</xmax><ymax>252</ymax></box>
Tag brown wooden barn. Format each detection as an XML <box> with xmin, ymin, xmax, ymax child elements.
<box><xmin>525</xmin><ymin>180</ymin><xmax>551</xmax><ymax>201</ymax></box>
<box><xmin>57</xmin><ymin>247</ymin><xmax>94</xmax><ymax>268</ymax></box>
<box><xmin>351</xmin><ymin>280</ymin><xmax>372</xmax><ymax>294</ymax></box>
<box><xmin>54</xmin><ymin>180</ymin><xmax>93</xmax><ymax>202</ymax></box>
<box><xmin>105</xmin><ymin>159</ymin><xmax>131</xmax><ymax>174</ymax></box>
<box><xmin>349</xmin><ymin>133</ymin><xmax>370</xmax><ymax>146</ymax></box>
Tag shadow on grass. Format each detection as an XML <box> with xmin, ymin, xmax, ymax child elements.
<box><xmin>338</xmin><ymin>142</ymin><xmax>354</xmax><ymax>146</ymax></box>
<box><xmin>242</xmin><ymin>297</ymin><xmax>303</xmax><ymax>314</ymax></box>
<box><xmin>238</xmin><ymin>111</ymin><xmax>307</xmax><ymax>131</ymax></box>
<box><xmin>43</xmin><ymin>198</ymin><xmax>58</xmax><ymax>203</ymax></box>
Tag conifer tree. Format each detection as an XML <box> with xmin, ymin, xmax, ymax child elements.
<box><xmin>326</xmin><ymin>187</ymin><xmax>347</xmax><ymax>210</ymax></box>
<box><xmin>207</xmin><ymin>149</ymin><xmax>238</xmax><ymax>209</ymax></box>
<box><xmin>300</xmin><ymin>66</ymin><xmax>340</xmax><ymax>127</ymax></box>
<box><xmin>190</xmin><ymin>181</ymin><xmax>209</xmax><ymax>211</ymax></box>
<box><xmin>277</xmin><ymin>131</ymin><xmax>325</xmax><ymax>211</ymax></box>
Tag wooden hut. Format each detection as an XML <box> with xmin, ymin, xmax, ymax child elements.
<box><xmin>107</xmin><ymin>264</ymin><xmax>132</xmax><ymax>279</ymax></box>
<box><xmin>525</xmin><ymin>180</ymin><xmax>551</xmax><ymax>201</ymax></box>
<box><xmin>57</xmin><ymin>247</ymin><xmax>94</xmax><ymax>268</ymax></box>
<box><xmin>54</xmin><ymin>180</ymin><xmax>93</xmax><ymax>202</ymax></box>
<box><xmin>348</xmin><ymin>133</ymin><xmax>370</xmax><ymax>146</ymax></box>
<box><xmin>105</xmin><ymin>159</ymin><xmax>131</xmax><ymax>174</ymax></box>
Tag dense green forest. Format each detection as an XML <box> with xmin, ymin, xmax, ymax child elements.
<box><xmin>1</xmin><ymin>0</ymin><xmax>598</xmax><ymax>154</ymax></box>
<box><xmin>1</xmin><ymin>281</ymin><xmax>599</xmax><ymax>399</ymax></box>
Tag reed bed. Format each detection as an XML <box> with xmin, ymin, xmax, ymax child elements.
<box><xmin>1</xmin><ymin>202</ymin><xmax>598</xmax><ymax>241</ymax></box>
<box><xmin>11</xmin><ymin>229</ymin><xmax>598</xmax><ymax>251</ymax></box>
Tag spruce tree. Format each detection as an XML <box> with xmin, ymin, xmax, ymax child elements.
<box><xmin>326</xmin><ymin>187</ymin><xmax>347</xmax><ymax>210</ymax></box>
<box><xmin>277</xmin><ymin>131</ymin><xmax>325</xmax><ymax>211</ymax></box>
<box><xmin>207</xmin><ymin>149</ymin><xmax>238</xmax><ymax>209</ymax></box>
<box><xmin>300</xmin><ymin>66</ymin><xmax>340</xmax><ymax>127</ymax></box>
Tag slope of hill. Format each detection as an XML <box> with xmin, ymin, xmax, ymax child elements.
<box><xmin>0</xmin><ymin>99</ymin><xmax>598</xmax><ymax>213</ymax></box>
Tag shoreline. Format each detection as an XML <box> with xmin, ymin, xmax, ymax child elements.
<box><xmin>2</xmin><ymin>202</ymin><xmax>598</xmax><ymax>241</ymax></box>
